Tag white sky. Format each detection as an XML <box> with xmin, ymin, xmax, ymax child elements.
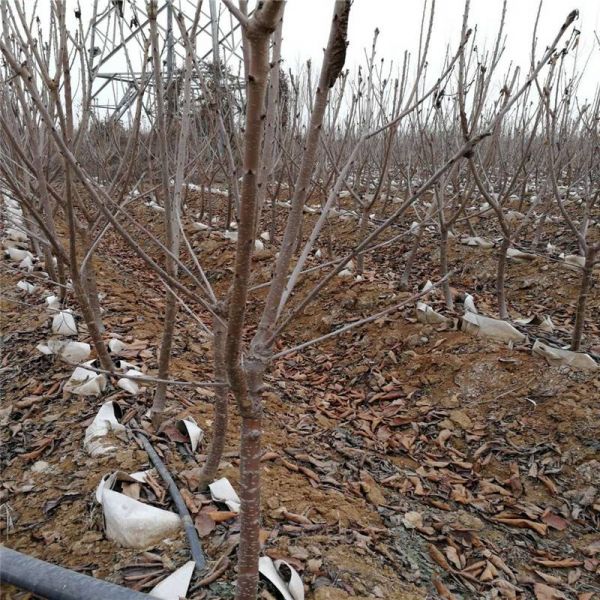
<box><xmin>19</xmin><ymin>0</ymin><xmax>600</xmax><ymax>108</ymax></box>
<box><xmin>282</xmin><ymin>0</ymin><xmax>599</xmax><ymax>100</ymax></box>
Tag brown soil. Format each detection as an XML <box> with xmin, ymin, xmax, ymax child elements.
<box><xmin>1</xmin><ymin>191</ymin><xmax>599</xmax><ymax>599</ymax></box>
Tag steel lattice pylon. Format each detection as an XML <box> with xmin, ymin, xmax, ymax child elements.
<box><xmin>87</xmin><ymin>0</ymin><xmax>246</xmax><ymax>120</ymax></box>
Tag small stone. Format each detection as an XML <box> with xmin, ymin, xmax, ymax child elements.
<box><xmin>31</xmin><ymin>461</ymin><xmax>51</xmax><ymax>473</ymax></box>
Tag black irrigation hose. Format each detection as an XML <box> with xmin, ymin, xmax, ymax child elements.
<box><xmin>135</xmin><ymin>431</ymin><xmax>207</xmax><ymax>572</ymax></box>
<box><xmin>0</xmin><ymin>546</ymin><xmax>149</xmax><ymax>600</ymax></box>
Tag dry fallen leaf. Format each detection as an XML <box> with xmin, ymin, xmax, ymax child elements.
<box><xmin>194</xmin><ymin>513</ymin><xmax>216</xmax><ymax>538</ymax></box>
<box><xmin>492</xmin><ymin>517</ymin><xmax>548</xmax><ymax>536</ymax></box>
<box><xmin>360</xmin><ymin>470</ymin><xmax>386</xmax><ymax>506</ymax></box>
<box><xmin>432</xmin><ymin>575</ymin><xmax>456</xmax><ymax>599</ymax></box>
<box><xmin>207</xmin><ymin>510</ymin><xmax>238</xmax><ymax>523</ymax></box>
<box><xmin>533</xmin><ymin>582</ymin><xmax>567</xmax><ymax>600</ymax></box>
<box><xmin>429</xmin><ymin>544</ymin><xmax>452</xmax><ymax>572</ymax></box>
<box><xmin>402</xmin><ymin>510</ymin><xmax>423</xmax><ymax>529</ymax></box>
<box><xmin>444</xmin><ymin>546</ymin><xmax>462</xmax><ymax>570</ymax></box>
<box><xmin>533</xmin><ymin>558</ymin><xmax>583</xmax><ymax>568</ymax></box>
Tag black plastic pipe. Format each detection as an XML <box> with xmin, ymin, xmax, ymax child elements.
<box><xmin>135</xmin><ymin>431</ymin><xmax>206</xmax><ymax>571</ymax></box>
<box><xmin>0</xmin><ymin>546</ymin><xmax>149</xmax><ymax>600</ymax></box>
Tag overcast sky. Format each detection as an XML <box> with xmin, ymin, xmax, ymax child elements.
<box><xmin>20</xmin><ymin>0</ymin><xmax>600</xmax><ymax>109</ymax></box>
<box><xmin>282</xmin><ymin>0</ymin><xmax>599</xmax><ymax>100</ymax></box>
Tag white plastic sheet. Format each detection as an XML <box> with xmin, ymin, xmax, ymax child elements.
<box><xmin>507</xmin><ymin>248</ymin><xmax>535</xmax><ymax>262</ymax></box>
<box><xmin>463</xmin><ymin>293</ymin><xmax>477</xmax><ymax>314</ymax></box>
<box><xmin>209</xmin><ymin>478</ymin><xmax>241</xmax><ymax>513</ymax></box>
<box><xmin>108</xmin><ymin>338</ymin><xmax>127</xmax><ymax>354</ymax></box>
<box><xmin>65</xmin><ymin>361</ymin><xmax>106</xmax><ymax>396</ymax></box>
<box><xmin>532</xmin><ymin>340</ymin><xmax>598</xmax><ymax>371</ymax></box>
<box><xmin>52</xmin><ymin>311</ymin><xmax>78</xmax><ymax>336</ymax></box>
<box><xmin>460</xmin><ymin>236</ymin><xmax>494</xmax><ymax>249</ymax></box>
<box><xmin>36</xmin><ymin>340</ymin><xmax>91</xmax><ymax>364</ymax></box>
<box><xmin>84</xmin><ymin>401</ymin><xmax>126</xmax><ymax>456</ymax></box>
<box><xmin>150</xmin><ymin>561</ymin><xmax>195</xmax><ymax>600</ymax></box>
<box><xmin>96</xmin><ymin>473</ymin><xmax>182</xmax><ymax>548</ymax></box>
<box><xmin>45</xmin><ymin>295</ymin><xmax>60</xmax><ymax>313</ymax></box>
<box><xmin>117</xmin><ymin>369</ymin><xmax>145</xmax><ymax>395</ymax></box>
<box><xmin>259</xmin><ymin>557</ymin><xmax>304</xmax><ymax>600</ymax></box>
<box><xmin>16</xmin><ymin>280</ymin><xmax>36</xmax><ymax>294</ymax></box>
<box><xmin>416</xmin><ymin>302</ymin><xmax>448</xmax><ymax>324</ymax></box>
<box><xmin>176</xmin><ymin>417</ymin><xmax>203</xmax><ymax>452</ymax></box>
<box><xmin>462</xmin><ymin>312</ymin><xmax>526</xmax><ymax>343</ymax></box>
<box><xmin>6</xmin><ymin>247</ymin><xmax>33</xmax><ymax>262</ymax></box>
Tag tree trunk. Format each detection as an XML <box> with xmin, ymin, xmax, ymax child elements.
<box><xmin>497</xmin><ymin>237</ymin><xmax>510</xmax><ymax>319</ymax></box>
<box><xmin>197</xmin><ymin>314</ymin><xmax>229</xmax><ymax>489</ymax></box>
<box><xmin>571</xmin><ymin>247</ymin><xmax>596</xmax><ymax>351</ymax></box>
<box><xmin>152</xmin><ymin>293</ymin><xmax>177</xmax><ymax>427</ymax></box>
<box><xmin>400</xmin><ymin>227</ymin><xmax>423</xmax><ymax>290</ymax></box>
<box><xmin>71</xmin><ymin>276</ymin><xmax>113</xmax><ymax>371</ymax></box>
<box><xmin>81</xmin><ymin>251</ymin><xmax>105</xmax><ymax>334</ymax></box>
<box><xmin>236</xmin><ymin>409</ymin><xmax>263</xmax><ymax>600</ymax></box>
<box><xmin>356</xmin><ymin>207</ymin><xmax>369</xmax><ymax>275</ymax></box>
<box><xmin>439</xmin><ymin>226</ymin><xmax>453</xmax><ymax>310</ymax></box>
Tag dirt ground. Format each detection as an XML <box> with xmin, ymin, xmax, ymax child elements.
<box><xmin>1</xmin><ymin>190</ymin><xmax>599</xmax><ymax>599</ymax></box>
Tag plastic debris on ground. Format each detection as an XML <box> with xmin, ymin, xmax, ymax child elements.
<box><xmin>462</xmin><ymin>312</ymin><xmax>527</xmax><ymax>343</ymax></box>
<box><xmin>259</xmin><ymin>556</ymin><xmax>304</xmax><ymax>600</ymax></box>
<box><xmin>96</xmin><ymin>472</ymin><xmax>182</xmax><ymax>549</ymax></box>
<box><xmin>83</xmin><ymin>401</ymin><xmax>126</xmax><ymax>456</ymax></box>
<box><xmin>532</xmin><ymin>340</ymin><xmax>598</xmax><ymax>371</ymax></box>
<box><xmin>65</xmin><ymin>360</ymin><xmax>106</xmax><ymax>396</ymax></box>
<box><xmin>209</xmin><ymin>478</ymin><xmax>241</xmax><ymax>513</ymax></box>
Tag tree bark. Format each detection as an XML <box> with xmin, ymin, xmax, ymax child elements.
<box><xmin>197</xmin><ymin>313</ymin><xmax>229</xmax><ymax>489</ymax></box>
<box><xmin>497</xmin><ymin>237</ymin><xmax>510</xmax><ymax>319</ymax></box>
<box><xmin>571</xmin><ymin>247</ymin><xmax>596</xmax><ymax>351</ymax></box>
